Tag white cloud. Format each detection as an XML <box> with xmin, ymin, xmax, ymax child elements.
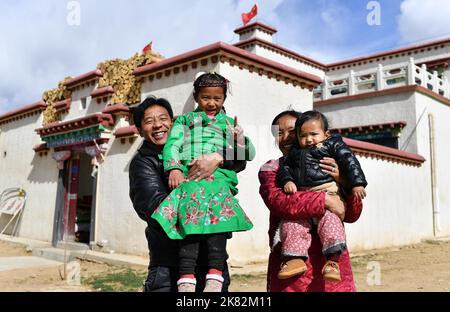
<box><xmin>0</xmin><ymin>0</ymin><xmax>284</xmax><ymax>114</ymax></box>
<box><xmin>397</xmin><ymin>0</ymin><xmax>450</xmax><ymax>43</ymax></box>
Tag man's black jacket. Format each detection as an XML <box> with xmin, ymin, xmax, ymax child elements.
<box><xmin>278</xmin><ymin>134</ymin><xmax>368</xmax><ymax>189</ymax></box>
<box><xmin>129</xmin><ymin>140</ymin><xmax>246</xmax><ymax>266</ymax></box>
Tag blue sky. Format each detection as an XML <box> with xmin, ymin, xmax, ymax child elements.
<box><xmin>1</xmin><ymin>0</ymin><xmax>449</xmax><ymax>114</ymax></box>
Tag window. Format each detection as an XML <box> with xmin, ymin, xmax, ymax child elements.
<box><xmin>80</xmin><ymin>97</ymin><xmax>87</xmax><ymax>110</ymax></box>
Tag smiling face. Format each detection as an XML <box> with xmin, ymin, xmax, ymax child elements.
<box><xmin>195</xmin><ymin>86</ymin><xmax>225</xmax><ymax>117</ymax></box>
<box><xmin>298</xmin><ymin>119</ymin><xmax>329</xmax><ymax>148</ymax></box>
<box><xmin>274</xmin><ymin>114</ymin><xmax>297</xmax><ymax>156</ymax></box>
<box><xmin>138</xmin><ymin>105</ymin><xmax>173</xmax><ymax>149</ymax></box>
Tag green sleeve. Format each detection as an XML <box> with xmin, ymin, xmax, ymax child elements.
<box><xmin>162</xmin><ymin>115</ymin><xmax>187</xmax><ymax>172</ymax></box>
<box><xmin>236</xmin><ymin>136</ymin><xmax>256</xmax><ymax>161</ymax></box>
<box><xmin>223</xmin><ymin>116</ymin><xmax>256</xmax><ymax>162</ymax></box>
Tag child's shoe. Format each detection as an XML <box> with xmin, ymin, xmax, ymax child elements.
<box><xmin>203</xmin><ymin>274</ymin><xmax>224</xmax><ymax>292</ymax></box>
<box><xmin>322</xmin><ymin>260</ymin><xmax>341</xmax><ymax>282</ymax></box>
<box><xmin>277</xmin><ymin>258</ymin><xmax>307</xmax><ymax>279</ymax></box>
<box><xmin>177</xmin><ymin>277</ymin><xmax>197</xmax><ymax>292</ymax></box>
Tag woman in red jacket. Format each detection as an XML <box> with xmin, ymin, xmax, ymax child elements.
<box><xmin>258</xmin><ymin>110</ymin><xmax>363</xmax><ymax>292</ymax></box>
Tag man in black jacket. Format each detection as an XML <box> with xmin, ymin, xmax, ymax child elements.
<box><xmin>129</xmin><ymin>96</ymin><xmax>247</xmax><ymax>292</ymax></box>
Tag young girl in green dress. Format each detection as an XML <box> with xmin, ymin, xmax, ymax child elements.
<box><xmin>151</xmin><ymin>72</ymin><xmax>255</xmax><ymax>292</ymax></box>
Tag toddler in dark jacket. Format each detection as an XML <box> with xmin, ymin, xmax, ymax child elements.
<box><xmin>275</xmin><ymin>110</ymin><xmax>367</xmax><ymax>282</ymax></box>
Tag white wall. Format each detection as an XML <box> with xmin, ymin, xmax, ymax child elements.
<box><xmin>315</xmin><ymin>91</ymin><xmax>419</xmax><ymax>153</ymax></box>
<box><xmin>414</xmin><ymin>93</ymin><xmax>450</xmax><ymax>236</ymax></box>
<box><xmin>64</xmin><ymin>83</ymin><xmax>102</xmax><ymax>121</ymax></box>
<box><xmin>0</xmin><ymin>115</ymin><xmax>58</xmax><ymax>241</ymax></box>
<box><xmin>346</xmin><ymin>155</ymin><xmax>434</xmax><ymax>251</ymax></box>
<box><xmin>94</xmin><ymin>136</ymin><xmax>148</xmax><ymax>256</ymax></box>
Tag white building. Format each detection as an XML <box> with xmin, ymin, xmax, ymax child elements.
<box><xmin>1</xmin><ymin>22</ymin><xmax>449</xmax><ymax>264</ymax></box>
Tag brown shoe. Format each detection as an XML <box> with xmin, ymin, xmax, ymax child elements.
<box><xmin>278</xmin><ymin>258</ymin><xmax>307</xmax><ymax>279</ymax></box>
<box><xmin>322</xmin><ymin>260</ymin><xmax>341</xmax><ymax>282</ymax></box>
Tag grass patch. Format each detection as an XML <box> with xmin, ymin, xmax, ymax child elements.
<box><xmin>83</xmin><ymin>268</ymin><xmax>147</xmax><ymax>292</ymax></box>
<box><xmin>231</xmin><ymin>272</ymin><xmax>266</xmax><ymax>283</ymax></box>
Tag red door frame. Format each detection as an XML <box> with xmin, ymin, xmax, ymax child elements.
<box><xmin>62</xmin><ymin>154</ymin><xmax>80</xmax><ymax>241</ymax></box>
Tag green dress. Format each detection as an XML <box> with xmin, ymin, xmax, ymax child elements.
<box><xmin>151</xmin><ymin>108</ymin><xmax>255</xmax><ymax>240</ymax></box>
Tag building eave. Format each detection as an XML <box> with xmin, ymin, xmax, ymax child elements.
<box><xmin>331</xmin><ymin>121</ymin><xmax>407</xmax><ymax>134</ymax></box>
<box><xmin>91</xmin><ymin>86</ymin><xmax>115</xmax><ymax>99</ymax></box>
<box><xmin>65</xmin><ymin>70</ymin><xmax>103</xmax><ymax>89</ymax></box>
<box><xmin>234</xmin><ymin>22</ymin><xmax>278</xmax><ymax>35</ymax></box>
<box><xmin>114</xmin><ymin>125</ymin><xmax>139</xmax><ymax>138</ymax></box>
<box><xmin>0</xmin><ymin>101</ymin><xmax>46</xmax><ymax>125</ymax></box>
<box><xmin>102</xmin><ymin>103</ymin><xmax>130</xmax><ymax>115</ymax></box>
<box><xmin>234</xmin><ymin>37</ymin><xmax>327</xmax><ymax>70</ymax></box>
<box><xmin>35</xmin><ymin>113</ymin><xmax>114</xmax><ymax>136</ymax></box>
<box><xmin>345</xmin><ymin>137</ymin><xmax>425</xmax><ymax>166</ymax></box>
<box><xmin>314</xmin><ymin>85</ymin><xmax>450</xmax><ymax>107</ymax></box>
<box><xmin>327</xmin><ymin>38</ymin><xmax>450</xmax><ymax>70</ymax></box>
<box><xmin>134</xmin><ymin>41</ymin><xmax>322</xmax><ymax>88</ymax></box>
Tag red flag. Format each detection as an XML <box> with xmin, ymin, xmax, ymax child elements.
<box><xmin>142</xmin><ymin>42</ymin><xmax>153</xmax><ymax>53</ymax></box>
<box><xmin>241</xmin><ymin>4</ymin><xmax>258</xmax><ymax>26</ymax></box>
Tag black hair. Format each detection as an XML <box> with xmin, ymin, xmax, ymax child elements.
<box><xmin>271</xmin><ymin>109</ymin><xmax>303</xmax><ymax>137</ymax></box>
<box><xmin>294</xmin><ymin>110</ymin><xmax>329</xmax><ymax>135</ymax></box>
<box><xmin>193</xmin><ymin>72</ymin><xmax>229</xmax><ymax>100</ymax></box>
<box><xmin>133</xmin><ymin>96</ymin><xmax>174</xmax><ymax>129</ymax></box>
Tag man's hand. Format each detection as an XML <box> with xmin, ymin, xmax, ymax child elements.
<box><xmin>325</xmin><ymin>194</ymin><xmax>346</xmax><ymax>221</ymax></box>
<box><xmin>169</xmin><ymin>169</ymin><xmax>185</xmax><ymax>189</ymax></box>
<box><xmin>186</xmin><ymin>153</ymin><xmax>224</xmax><ymax>182</ymax></box>
<box><xmin>352</xmin><ymin>186</ymin><xmax>367</xmax><ymax>200</ymax></box>
<box><xmin>283</xmin><ymin>181</ymin><xmax>297</xmax><ymax>194</ymax></box>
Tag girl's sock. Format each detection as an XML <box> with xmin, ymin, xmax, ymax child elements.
<box><xmin>180</xmin><ymin>273</ymin><xmax>196</xmax><ymax>279</ymax></box>
<box><xmin>207</xmin><ymin>268</ymin><xmax>223</xmax><ymax>276</ymax></box>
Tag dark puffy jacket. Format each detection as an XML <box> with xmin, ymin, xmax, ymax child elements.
<box><xmin>278</xmin><ymin>134</ymin><xmax>367</xmax><ymax>189</ymax></box>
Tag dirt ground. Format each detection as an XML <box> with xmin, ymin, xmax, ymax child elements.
<box><xmin>1</xmin><ymin>239</ymin><xmax>450</xmax><ymax>292</ymax></box>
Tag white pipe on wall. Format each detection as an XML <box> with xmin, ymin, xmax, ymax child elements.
<box><xmin>428</xmin><ymin>113</ymin><xmax>441</xmax><ymax>235</ymax></box>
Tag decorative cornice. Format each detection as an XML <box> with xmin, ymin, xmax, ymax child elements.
<box><xmin>53</xmin><ymin>99</ymin><xmax>71</xmax><ymax>113</ymax></box>
<box><xmin>314</xmin><ymin>85</ymin><xmax>450</xmax><ymax>107</ymax></box>
<box><xmin>0</xmin><ymin>101</ymin><xmax>46</xmax><ymax>125</ymax></box>
<box><xmin>234</xmin><ymin>22</ymin><xmax>278</xmax><ymax>35</ymax></box>
<box><xmin>64</xmin><ymin>70</ymin><xmax>103</xmax><ymax>90</ymax></box>
<box><xmin>134</xmin><ymin>41</ymin><xmax>322</xmax><ymax>90</ymax></box>
<box><xmin>344</xmin><ymin>137</ymin><xmax>425</xmax><ymax>166</ymax></box>
<box><xmin>35</xmin><ymin>113</ymin><xmax>114</xmax><ymax>136</ymax></box>
<box><xmin>416</xmin><ymin>57</ymin><xmax>450</xmax><ymax>69</ymax></box>
<box><xmin>33</xmin><ymin>143</ymin><xmax>49</xmax><ymax>152</ymax></box>
<box><xmin>102</xmin><ymin>103</ymin><xmax>130</xmax><ymax>115</ymax></box>
<box><xmin>327</xmin><ymin>38</ymin><xmax>450</xmax><ymax>70</ymax></box>
<box><xmin>114</xmin><ymin>125</ymin><xmax>139</xmax><ymax>138</ymax></box>
<box><xmin>33</xmin><ymin>143</ymin><xmax>50</xmax><ymax>156</ymax></box>
<box><xmin>91</xmin><ymin>86</ymin><xmax>114</xmax><ymax>99</ymax></box>
<box><xmin>331</xmin><ymin>121</ymin><xmax>407</xmax><ymax>134</ymax></box>
<box><xmin>53</xmin><ymin>138</ymin><xmax>109</xmax><ymax>152</ymax></box>
<box><xmin>234</xmin><ymin>37</ymin><xmax>327</xmax><ymax>70</ymax></box>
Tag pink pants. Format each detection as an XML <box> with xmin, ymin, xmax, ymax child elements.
<box><xmin>279</xmin><ymin>210</ymin><xmax>346</xmax><ymax>257</ymax></box>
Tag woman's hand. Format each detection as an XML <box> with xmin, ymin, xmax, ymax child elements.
<box><xmin>186</xmin><ymin>152</ymin><xmax>224</xmax><ymax>182</ymax></box>
<box><xmin>320</xmin><ymin>157</ymin><xmax>343</xmax><ymax>184</ymax></box>
<box><xmin>169</xmin><ymin>169</ymin><xmax>185</xmax><ymax>189</ymax></box>
<box><xmin>325</xmin><ymin>194</ymin><xmax>346</xmax><ymax>221</ymax></box>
